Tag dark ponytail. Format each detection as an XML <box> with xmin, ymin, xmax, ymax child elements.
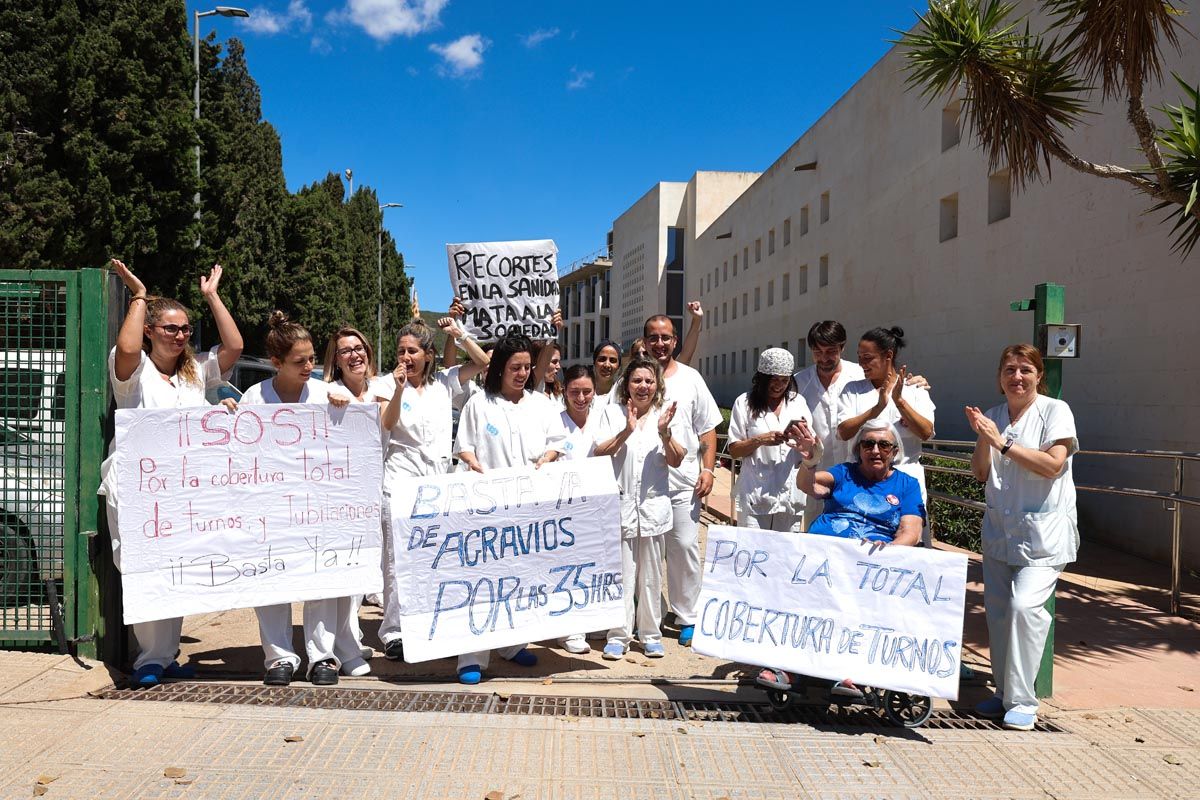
<box><xmin>860</xmin><ymin>326</ymin><xmax>906</xmax><ymax>357</ymax></box>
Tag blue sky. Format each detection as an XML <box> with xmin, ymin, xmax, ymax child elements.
<box><xmin>194</xmin><ymin>1</ymin><xmax>923</xmax><ymax>311</ymax></box>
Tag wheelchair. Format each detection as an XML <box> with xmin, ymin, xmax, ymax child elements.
<box><xmin>756</xmin><ymin>670</ymin><xmax>934</xmax><ymax>729</ymax></box>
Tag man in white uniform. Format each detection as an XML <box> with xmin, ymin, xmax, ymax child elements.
<box><xmin>643</xmin><ymin>315</ymin><xmax>722</xmax><ymax>647</ymax></box>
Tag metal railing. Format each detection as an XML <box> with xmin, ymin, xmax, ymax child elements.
<box><xmin>560</xmin><ymin>247</ymin><xmax>612</xmax><ymax>278</ymax></box>
<box><xmin>922</xmin><ymin>439</ymin><xmax>1200</xmax><ymax>616</ymax></box>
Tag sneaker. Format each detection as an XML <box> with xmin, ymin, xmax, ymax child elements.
<box><xmin>383</xmin><ymin>639</ymin><xmax>405</xmax><ymax>662</ymax></box>
<box><xmin>505</xmin><ymin>648</ymin><xmax>538</xmax><ymax>667</ymax></box>
<box><xmin>678</xmin><ymin>625</ymin><xmax>695</xmax><ymax>647</ymax></box>
<box><xmin>310</xmin><ymin>659</ymin><xmax>339</xmax><ymax>686</ymax></box>
<box><xmin>458</xmin><ymin>664</ymin><xmax>483</xmax><ymax>685</ymax></box>
<box><xmin>974</xmin><ymin>695</ymin><xmax>1005</xmax><ymax>719</ymax></box>
<box><xmin>131</xmin><ymin>663</ymin><xmax>164</xmax><ymax>688</ymax></box>
<box><xmin>602</xmin><ymin>642</ymin><xmax>627</xmax><ymax>661</ymax></box>
<box><xmin>264</xmin><ymin>661</ymin><xmax>294</xmax><ymax>687</ymax></box>
<box><xmin>163</xmin><ymin>661</ymin><xmax>195</xmax><ymax>679</ymax></box>
<box><xmin>561</xmin><ymin>637</ymin><xmax>591</xmax><ymax>655</ymax></box>
<box><xmin>340</xmin><ymin>657</ymin><xmax>371</xmax><ymax>677</ymax></box>
<box><xmin>1002</xmin><ymin>709</ymin><xmax>1037</xmax><ymax>731</ymax></box>
<box><xmin>643</xmin><ymin>642</ymin><xmax>665</xmax><ymax>658</ymax></box>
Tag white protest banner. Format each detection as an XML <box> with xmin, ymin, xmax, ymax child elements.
<box><xmin>693</xmin><ymin>527</ymin><xmax>968</xmax><ymax>700</ymax></box>
<box><xmin>114</xmin><ymin>404</ymin><xmax>384</xmax><ymax>624</ymax></box>
<box><xmin>392</xmin><ymin>457</ymin><xmax>623</xmax><ymax>662</ymax></box>
<box><xmin>446</xmin><ymin>239</ymin><xmax>559</xmax><ymax>342</ymax></box>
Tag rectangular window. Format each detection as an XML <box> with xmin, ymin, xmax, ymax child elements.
<box><xmin>940</xmin><ymin>193</ymin><xmax>959</xmax><ymax>241</ymax></box>
<box><xmin>721</xmin><ymin>353</ymin><xmax>727</xmax><ymax>374</ymax></box>
<box><xmin>744</xmin><ymin>246</ymin><xmax>749</xmax><ymax>271</ymax></box>
<box><xmin>989</xmin><ymin>169</ymin><xmax>1011</xmax><ymax>223</ymax></box>
<box><xmin>767</xmin><ymin>279</ymin><xmax>775</xmax><ymax>307</ymax></box>
<box><xmin>820</xmin><ymin>191</ymin><xmax>830</xmax><ymax>224</ymax></box>
<box><xmin>942</xmin><ymin>99</ymin><xmax>962</xmax><ymax>151</ymax></box>
<box><xmin>714</xmin><ymin>266</ymin><xmax>719</xmax><ymax>286</ymax></box>
<box><xmin>665</xmin><ymin>227</ymin><xmax>685</xmax><ymax>323</ymax></box>
<box><xmin>586</xmin><ymin>320</ymin><xmax>595</xmax><ymax>354</ymax></box>
<box><xmin>572</xmin><ymin>323</ymin><xmax>581</xmax><ymax>359</ymax></box>
<box><xmin>741</xmin><ymin>350</ymin><xmax>747</xmax><ymax>373</ymax></box>
<box><xmin>733</xmin><ymin>254</ymin><xmax>738</xmax><ymax>276</ymax></box>
<box><xmin>819</xmin><ymin>255</ymin><xmax>829</xmax><ymax>287</ymax></box>
<box><xmin>753</xmin><ymin>347</ymin><xmax>760</xmax><ymax>370</ymax></box>
<box><xmin>798</xmin><ymin>264</ymin><xmax>808</xmax><ymax>294</ymax></box>
<box><xmin>800</xmin><ymin>206</ymin><xmax>809</xmax><ymax>236</ymax></box>
<box><xmin>755</xmin><ymin>238</ymin><xmax>762</xmax><ymax>263</ymax></box>
<box><xmin>754</xmin><ymin>286</ymin><xmax>761</xmax><ymax>311</ymax></box>
<box><xmin>730</xmin><ymin>351</ymin><xmax>736</xmax><ymax>374</ymax></box>
<box><xmin>732</xmin><ymin>299</ymin><xmax>737</xmax><ymax>320</ymax></box>
<box><xmin>723</xmin><ymin>262</ymin><xmax>728</xmax><ymax>281</ymax></box>
<box><xmin>601</xmin><ymin>316</ymin><xmax>609</xmax><ymax>340</ymax></box>
<box><xmin>742</xmin><ymin>293</ymin><xmax>748</xmax><ymax>315</ymax></box>
<box><xmin>768</xmin><ymin>229</ymin><xmax>776</xmax><ymax>255</ymax></box>
<box><xmin>796</xmin><ymin>343</ymin><xmax>807</xmax><ymax>368</ymax></box>
<box><xmin>783</xmin><ymin>218</ymin><xmax>791</xmax><ymax>246</ymax></box>
<box><xmin>704</xmin><ymin>356</ymin><xmax>709</xmax><ymax>375</ymax></box>
<box><xmin>782</xmin><ymin>272</ymin><xmax>790</xmax><ymax>301</ymax></box>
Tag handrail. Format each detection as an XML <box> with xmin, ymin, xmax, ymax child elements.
<box><xmin>922</xmin><ymin>438</ymin><xmax>1195</xmax><ymax>616</ymax></box>
<box><xmin>560</xmin><ymin>247</ymin><xmax>612</xmax><ymax>278</ymax></box>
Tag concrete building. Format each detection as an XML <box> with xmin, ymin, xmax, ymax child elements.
<box><xmin>566</xmin><ymin>6</ymin><xmax>1200</xmax><ymax>568</ymax></box>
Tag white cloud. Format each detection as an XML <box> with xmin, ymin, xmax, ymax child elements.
<box><xmin>566</xmin><ymin>67</ymin><xmax>594</xmax><ymax>90</ymax></box>
<box><xmin>241</xmin><ymin>0</ymin><xmax>313</xmax><ymax>35</ymax></box>
<box><xmin>330</xmin><ymin>0</ymin><xmax>448</xmax><ymax>41</ymax></box>
<box><xmin>430</xmin><ymin>33</ymin><xmax>488</xmax><ymax>76</ymax></box>
<box><xmin>520</xmin><ymin>27</ymin><xmax>559</xmax><ymax>48</ymax></box>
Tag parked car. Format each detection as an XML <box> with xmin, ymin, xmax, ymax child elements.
<box><xmin>204</xmin><ymin>356</ymin><xmax>322</xmax><ymax>403</ymax></box>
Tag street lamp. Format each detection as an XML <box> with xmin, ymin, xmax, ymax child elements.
<box><xmin>378</xmin><ymin>203</ymin><xmax>404</xmax><ymax>364</ymax></box>
<box><xmin>194</xmin><ymin>6</ymin><xmax>250</xmax><ymax>249</ymax></box>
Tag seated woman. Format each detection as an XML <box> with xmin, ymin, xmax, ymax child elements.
<box><xmin>756</xmin><ymin>419</ymin><xmax>924</xmax><ymax>696</ymax></box>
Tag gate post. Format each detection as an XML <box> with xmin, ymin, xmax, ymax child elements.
<box><xmin>76</xmin><ymin>268</ymin><xmax>109</xmax><ymax>660</ymax></box>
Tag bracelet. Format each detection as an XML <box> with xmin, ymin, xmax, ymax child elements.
<box><xmin>129</xmin><ymin>295</ymin><xmax>147</xmax><ymax>305</ymax></box>
<box><xmin>700</xmin><ymin>467</ymin><xmax>714</xmax><ymax>475</ymax></box>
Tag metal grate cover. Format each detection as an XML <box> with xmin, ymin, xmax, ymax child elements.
<box><xmin>96</xmin><ymin>683</ymin><xmax>1066</xmax><ymax>733</ymax></box>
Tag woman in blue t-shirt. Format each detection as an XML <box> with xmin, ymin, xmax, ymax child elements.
<box><xmin>756</xmin><ymin>419</ymin><xmax>924</xmax><ymax>695</ymax></box>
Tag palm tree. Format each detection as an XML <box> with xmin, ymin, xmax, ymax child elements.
<box><xmin>898</xmin><ymin>0</ymin><xmax>1200</xmax><ymax>255</ymax></box>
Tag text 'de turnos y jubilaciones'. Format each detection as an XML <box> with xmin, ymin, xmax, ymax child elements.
<box><xmin>113</xmin><ymin>403</ymin><xmax>384</xmax><ymax>624</ymax></box>
<box><xmin>692</xmin><ymin>526</ymin><xmax>969</xmax><ymax>700</ymax></box>
<box><xmin>391</xmin><ymin>457</ymin><xmax>623</xmax><ymax>662</ymax></box>
<box><xmin>446</xmin><ymin>239</ymin><xmax>560</xmax><ymax>342</ymax></box>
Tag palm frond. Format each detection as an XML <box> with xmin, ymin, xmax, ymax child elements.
<box><xmin>1150</xmin><ymin>74</ymin><xmax>1200</xmax><ymax>256</ymax></box>
<box><xmin>1045</xmin><ymin>0</ymin><xmax>1186</xmax><ymax>98</ymax></box>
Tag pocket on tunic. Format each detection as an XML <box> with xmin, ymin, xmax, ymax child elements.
<box><xmin>1014</xmin><ymin>510</ymin><xmax>1075</xmax><ymax>562</ymax></box>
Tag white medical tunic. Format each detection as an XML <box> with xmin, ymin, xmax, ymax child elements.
<box><xmin>727</xmin><ymin>391</ymin><xmax>812</xmax><ymax>516</ymax></box>
<box><xmin>662</xmin><ymin>363</ymin><xmax>723</xmax><ymax>494</ymax></box>
<box><xmin>981</xmin><ymin>395</ymin><xmax>1080</xmax><ymax>566</ymax></box>
<box><xmin>559</xmin><ymin>409</ymin><xmax>598</xmax><ymax>462</ymax></box>
<box><xmin>109</xmin><ymin>346</ymin><xmax>228</xmax><ymax>410</ymax></box>
<box><xmin>836</xmin><ymin>379</ymin><xmax>936</xmax><ymax>501</ymax></box>
<box><xmin>793</xmin><ymin>359</ymin><xmax>864</xmax><ymax>469</ymax></box>
<box><xmin>240</xmin><ymin>377</ymin><xmax>334</xmax><ymax>405</ymax></box>
<box><xmin>594</xmin><ymin>403</ymin><xmax>684</xmax><ymax>538</ymax></box>
<box><xmin>454</xmin><ymin>390</ymin><xmax>567</xmax><ymax>470</ymax></box>
<box><xmin>372</xmin><ymin>366</ymin><xmax>463</xmax><ymax>482</ymax></box>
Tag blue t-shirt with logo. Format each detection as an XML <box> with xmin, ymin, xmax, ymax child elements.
<box><xmin>808</xmin><ymin>463</ymin><xmax>925</xmax><ymax>542</ymax></box>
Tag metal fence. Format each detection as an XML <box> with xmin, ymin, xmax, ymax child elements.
<box><xmin>0</xmin><ymin>269</ymin><xmax>107</xmax><ymax>657</ymax></box>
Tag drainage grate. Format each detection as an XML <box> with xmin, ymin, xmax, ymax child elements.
<box><xmin>95</xmin><ymin>683</ymin><xmax>1066</xmax><ymax>733</ymax></box>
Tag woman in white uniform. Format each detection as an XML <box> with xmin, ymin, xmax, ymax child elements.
<box><xmin>591</xmin><ymin>341</ymin><xmax>622</xmax><ymax>402</ymax></box>
<box><xmin>593</xmin><ymin>356</ymin><xmax>683</xmax><ymax>660</ymax></box>
<box><xmin>241</xmin><ymin>312</ymin><xmax>350</xmax><ymax>687</ymax></box>
<box><xmin>373</xmin><ymin>316</ymin><xmax>490</xmax><ymax>663</ymax></box>
<box><xmin>104</xmin><ymin>258</ymin><xmax>243</xmax><ymax>687</ymax></box>
<box><xmin>319</xmin><ymin>326</ymin><xmax>386</xmax><ymax>677</ymax></box>
<box><xmin>453</xmin><ymin>333</ymin><xmax>567</xmax><ymax>684</ymax></box>
<box><xmin>727</xmin><ymin>348</ymin><xmax>812</xmax><ymax>532</ymax></box>
<box><xmin>557</xmin><ymin>365</ymin><xmax>602</xmax><ymax>654</ymax></box>
<box><xmin>966</xmin><ymin>344</ymin><xmax>1079</xmax><ymax>731</ymax></box>
<box><xmin>837</xmin><ymin>326</ymin><xmax>935</xmax><ymax>540</ymax></box>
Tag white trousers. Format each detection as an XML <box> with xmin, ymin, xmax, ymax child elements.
<box><xmin>334</xmin><ymin>595</ymin><xmax>367</xmax><ymax>667</ymax></box>
<box><xmin>255</xmin><ymin>598</ymin><xmax>340</xmax><ymax>676</ymax></box>
<box><xmin>609</xmin><ymin>534</ymin><xmax>664</xmax><ymax>646</ymax></box>
<box><xmin>457</xmin><ymin>644</ymin><xmax>526</xmax><ymax>672</ymax></box>
<box><xmin>131</xmin><ymin>618</ymin><xmax>184</xmax><ymax>670</ymax></box>
<box><xmin>379</xmin><ymin>494</ymin><xmax>404</xmax><ymax>646</ymax></box>
<box><xmin>737</xmin><ymin>507</ymin><xmax>804</xmax><ymax>533</ymax></box>
<box><xmin>666</xmin><ymin>490</ymin><xmax>702</xmax><ymax>625</ymax></box>
<box><xmin>982</xmin><ymin>556</ymin><xmax>1063</xmax><ymax>715</ymax></box>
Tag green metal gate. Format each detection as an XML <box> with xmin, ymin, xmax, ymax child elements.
<box><xmin>0</xmin><ymin>269</ymin><xmax>108</xmax><ymax>659</ymax></box>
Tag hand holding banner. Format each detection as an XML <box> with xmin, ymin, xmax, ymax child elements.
<box><xmin>693</xmin><ymin>526</ymin><xmax>968</xmax><ymax>700</ymax></box>
<box><xmin>391</xmin><ymin>457</ymin><xmax>623</xmax><ymax>662</ymax></box>
<box><xmin>446</xmin><ymin>239</ymin><xmax>560</xmax><ymax>342</ymax></box>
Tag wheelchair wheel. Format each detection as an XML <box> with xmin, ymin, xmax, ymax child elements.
<box><xmin>766</xmin><ymin>689</ymin><xmax>791</xmax><ymax>711</ymax></box>
<box><xmin>882</xmin><ymin>691</ymin><xmax>933</xmax><ymax>728</ymax></box>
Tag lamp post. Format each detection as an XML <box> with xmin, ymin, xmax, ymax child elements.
<box><xmin>194</xmin><ymin>6</ymin><xmax>250</xmax><ymax>249</ymax></box>
<box><xmin>378</xmin><ymin>203</ymin><xmax>404</xmax><ymax>364</ymax></box>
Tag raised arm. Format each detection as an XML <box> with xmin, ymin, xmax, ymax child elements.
<box><xmin>437</xmin><ymin>316</ymin><xmax>489</xmax><ymax>383</ymax></box>
<box><xmin>676</xmin><ymin>301</ymin><xmax>703</xmax><ymax>366</ymax></box>
<box><xmin>199</xmin><ymin>264</ymin><xmax>243</xmax><ymax>375</ymax></box>
<box><xmin>531</xmin><ymin>309</ymin><xmax>564</xmax><ymax>388</ymax></box>
<box><xmin>111</xmin><ymin>258</ymin><xmax>148</xmax><ymax>381</ymax></box>
<box><xmin>442</xmin><ymin>296</ymin><xmax>466</xmax><ymax>368</ymax></box>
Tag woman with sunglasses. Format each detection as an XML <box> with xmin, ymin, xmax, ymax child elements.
<box><xmin>755</xmin><ymin>419</ymin><xmax>924</xmax><ymax>696</ymax></box>
<box><xmin>104</xmin><ymin>258</ymin><xmax>243</xmax><ymax>687</ymax></box>
<box><xmin>240</xmin><ymin>312</ymin><xmax>351</xmax><ymax>687</ymax></box>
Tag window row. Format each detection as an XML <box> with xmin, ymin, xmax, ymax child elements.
<box><xmin>702</xmin><ymin>255</ymin><xmax>832</xmax><ymax>330</ymax></box>
<box><xmin>939</xmin><ymin>171</ymin><xmax>1012</xmax><ymax>242</ymax></box>
<box><xmin>700</xmin><ymin>341</ymin><xmax>810</xmax><ymax>378</ymax></box>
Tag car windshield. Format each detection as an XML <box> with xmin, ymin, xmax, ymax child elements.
<box><xmin>0</xmin><ymin>367</ymin><xmax>46</xmax><ymax>420</ymax></box>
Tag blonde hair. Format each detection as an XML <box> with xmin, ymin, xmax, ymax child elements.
<box><xmin>396</xmin><ymin>319</ymin><xmax>438</xmax><ymax>385</ymax></box>
<box><xmin>322</xmin><ymin>326</ymin><xmax>377</xmax><ymax>384</ymax></box>
<box><xmin>265</xmin><ymin>310</ymin><xmax>312</xmax><ymax>360</ymax></box>
<box><xmin>616</xmin><ymin>356</ymin><xmax>666</xmax><ymax>409</ymax></box>
<box><xmin>144</xmin><ymin>296</ymin><xmax>198</xmax><ymax>386</ymax></box>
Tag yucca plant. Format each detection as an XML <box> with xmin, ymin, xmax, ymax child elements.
<box><xmin>898</xmin><ymin>0</ymin><xmax>1200</xmax><ymax>255</ymax></box>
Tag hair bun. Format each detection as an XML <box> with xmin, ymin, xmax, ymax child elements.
<box><xmin>889</xmin><ymin>326</ymin><xmax>906</xmax><ymax>346</ymax></box>
<box><xmin>268</xmin><ymin>310</ymin><xmax>290</xmax><ymax>330</ymax></box>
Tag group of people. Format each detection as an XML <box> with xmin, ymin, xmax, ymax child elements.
<box><xmin>101</xmin><ymin>261</ymin><xmax>1080</xmax><ymax>732</ymax></box>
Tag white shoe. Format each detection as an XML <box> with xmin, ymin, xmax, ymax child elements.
<box><xmin>341</xmin><ymin>657</ymin><xmax>371</xmax><ymax>677</ymax></box>
<box><xmin>363</xmin><ymin>593</ymin><xmax>383</xmax><ymax>607</ymax></box>
<box><xmin>562</xmin><ymin>637</ymin><xmax>591</xmax><ymax>655</ymax></box>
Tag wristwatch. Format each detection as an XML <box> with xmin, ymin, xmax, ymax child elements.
<box><xmin>1000</xmin><ymin>437</ymin><xmax>1015</xmax><ymax>454</ymax></box>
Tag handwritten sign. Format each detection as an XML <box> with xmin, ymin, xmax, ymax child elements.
<box><xmin>692</xmin><ymin>527</ymin><xmax>968</xmax><ymax>699</ymax></box>
<box><xmin>391</xmin><ymin>457</ymin><xmax>623</xmax><ymax>662</ymax></box>
<box><xmin>114</xmin><ymin>404</ymin><xmax>384</xmax><ymax>624</ymax></box>
<box><xmin>446</xmin><ymin>239</ymin><xmax>559</xmax><ymax>342</ymax></box>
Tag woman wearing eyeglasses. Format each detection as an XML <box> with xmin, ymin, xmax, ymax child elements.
<box><xmin>103</xmin><ymin>258</ymin><xmax>243</xmax><ymax>687</ymax></box>
<box><xmin>755</xmin><ymin>419</ymin><xmax>924</xmax><ymax>696</ymax></box>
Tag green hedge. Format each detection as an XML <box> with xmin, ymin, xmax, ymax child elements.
<box><xmin>924</xmin><ymin>455</ymin><xmax>984</xmax><ymax>552</ymax></box>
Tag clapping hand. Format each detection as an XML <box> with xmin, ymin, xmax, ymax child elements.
<box><xmin>891</xmin><ymin>365</ymin><xmax>909</xmax><ymax>403</ymax></box>
<box><xmin>658</xmin><ymin>401</ymin><xmax>678</xmax><ymax>437</ymax></box>
<box><xmin>964</xmin><ymin>405</ymin><xmax>1004</xmax><ymax>449</ymax></box>
<box><xmin>624</xmin><ymin>399</ymin><xmax>641</xmax><ymax>433</ymax></box>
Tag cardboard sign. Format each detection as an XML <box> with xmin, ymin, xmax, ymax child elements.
<box><xmin>392</xmin><ymin>457</ymin><xmax>623</xmax><ymax>662</ymax></box>
<box><xmin>446</xmin><ymin>239</ymin><xmax>559</xmax><ymax>342</ymax></box>
<box><xmin>114</xmin><ymin>404</ymin><xmax>384</xmax><ymax>624</ymax></box>
<box><xmin>692</xmin><ymin>526</ymin><xmax>968</xmax><ymax>699</ymax></box>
